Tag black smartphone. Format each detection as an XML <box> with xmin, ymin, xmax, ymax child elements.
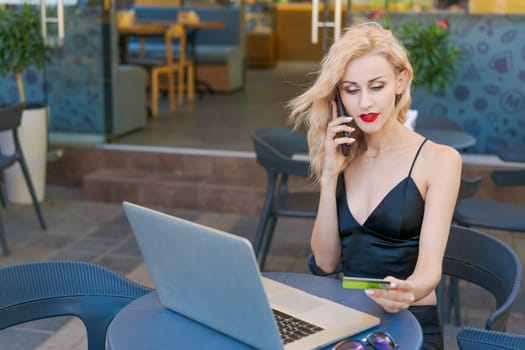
<box><xmin>334</xmin><ymin>88</ymin><xmax>351</xmax><ymax>156</ymax></box>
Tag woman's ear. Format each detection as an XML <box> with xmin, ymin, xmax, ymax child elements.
<box><xmin>396</xmin><ymin>70</ymin><xmax>409</xmax><ymax>94</ymax></box>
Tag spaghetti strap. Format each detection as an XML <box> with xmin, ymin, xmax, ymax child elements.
<box><xmin>408</xmin><ymin>138</ymin><xmax>428</xmax><ymax>177</ymax></box>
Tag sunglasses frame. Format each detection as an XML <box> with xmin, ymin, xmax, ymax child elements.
<box><xmin>332</xmin><ymin>331</ymin><xmax>399</xmax><ymax>350</ymax></box>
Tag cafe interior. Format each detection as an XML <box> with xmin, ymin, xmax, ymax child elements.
<box><xmin>0</xmin><ymin>0</ymin><xmax>524</xmax><ymax>349</ymax></box>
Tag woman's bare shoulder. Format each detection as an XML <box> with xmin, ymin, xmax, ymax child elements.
<box><xmin>421</xmin><ymin>140</ymin><xmax>462</xmax><ymax>174</ymax></box>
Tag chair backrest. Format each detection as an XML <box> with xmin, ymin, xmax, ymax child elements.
<box><xmin>164</xmin><ymin>23</ymin><xmax>187</xmax><ymax>65</ymax></box>
<box><xmin>496</xmin><ymin>145</ymin><xmax>525</xmax><ymax>163</ymax></box>
<box><xmin>443</xmin><ymin>225</ymin><xmax>522</xmax><ymax>331</ymax></box>
<box><xmin>457</xmin><ymin>327</ymin><xmax>525</xmax><ymax>350</ymax></box>
<box><xmin>490</xmin><ymin>169</ymin><xmax>525</xmax><ymax>187</ymax></box>
<box><xmin>0</xmin><ymin>260</ymin><xmax>152</xmax><ymax>350</ymax></box>
<box><xmin>0</xmin><ymin>104</ymin><xmax>24</xmax><ymax>132</ymax></box>
<box><xmin>252</xmin><ymin>127</ymin><xmax>310</xmax><ymax>178</ymax></box>
<box><xmin>415</xmin><ymin>115</ymin><xmax>464</xmax><ymax>131</ymax></box>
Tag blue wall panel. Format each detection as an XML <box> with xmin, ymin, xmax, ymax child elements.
<box><xmin>396</xmin><ymin>13</ymin><xmax>525</xmax><ymax>153</ymax></box>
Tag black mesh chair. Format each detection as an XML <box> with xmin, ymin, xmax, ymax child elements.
<box><xmin>457</xmin><ymin>327</ymin><xmax>525</xmax><ymax>350</ymax></box>
<box><xmin>0</xmin><ymin>260</ymin><xmax>152</xmax><ymax>350</ymax></box>
<box><xmin>453</xmin><ymin>148</ymin><xmax>525</xmax><ymax>233</ymax></box>
<box><xmin>437</xmin><ymin>225</ymin><xmax>522</xmax><ymax>331</ymax></box>
<box><xmin>309</xmin><ymin>225</ymin><xmax>522</xmax><ymax>332</ymax></box>
<box><xmin>0</xmin><ymin>103</ymin><xmax>47</xmax><ymax>256</ymax></box>
<box><xmin>252</xmin><ymin>127</ymin><xmax>318</xmax><ymax>271</ymax></box>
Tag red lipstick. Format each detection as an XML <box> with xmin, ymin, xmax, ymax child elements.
<box><xmin>360</xmin><ymin>113</ymin><xmax>379</xmax><ymax>123</ymax></box>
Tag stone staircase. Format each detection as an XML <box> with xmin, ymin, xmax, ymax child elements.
<box><xmin>47</xmin><ymin>144</ymin><xmax>316</xmax><ymax>215</ymax></box>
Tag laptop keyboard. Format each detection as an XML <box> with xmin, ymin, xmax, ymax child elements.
<box><xmin>272</xmin><ymin>309</ymin><xmax>325</xmax><ymax>345</ymax></box>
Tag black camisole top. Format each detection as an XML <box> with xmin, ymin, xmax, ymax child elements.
<box><xmin>337</xmin><ymin>139</ymin><xmax>428</xmax><ymax>280</ymax></box>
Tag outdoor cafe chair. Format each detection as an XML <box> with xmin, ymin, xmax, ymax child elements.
<box><xmin>252</xmin><ymin>127</ymin><xmax>318</xmax><ymax>271</ymax></box>
<box><xmin>308</xmin><ymin>224</ymin><xmax>522</xmax><ymax>332</ymax></box>
<box><xmin>437</xmin><ymin>225</ymin><xmax>522</xmax><ymax>331</ymax></box>
<box><xmin>415</xmin><ymin>114</ymin><xmax>464</xmax><ymax>132</ymax></box>
<box><xmin>454</xmin><ymin>147</ymin><xmax>525</xmax><ymax>232</ymax></box>
<box><xmin>457</xmin><ymin>327</ymin><xmax>525</xmax><ymax>350</ymax></box>
<box><xmin>453</xmin><ymin>149</ymin><xmax>525</xmax><ymax>232</ymax></box>
<box><xmin>127</xmin><ymin>23</ymin><xmax>194</xmax><ymax>117</ymax></box>
<box><xmin>0</xmin><ymin>103</ymin><xmax>46</xmax><ymax>256</ymax></box>
<box><xmin>0</xmin><ymin>260</ymin><xmax>152</xmax><ymax>350</ymax></box>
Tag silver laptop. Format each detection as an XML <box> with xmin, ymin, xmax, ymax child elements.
<box><xmin>123</xmin><ymin>202</ymin><xmax>379</xmax><ymax>350</ymax></box>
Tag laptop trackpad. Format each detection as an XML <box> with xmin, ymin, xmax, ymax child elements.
<box><xmin>270</xmin><ymin>290</ymin><xmax>326</xmax><ymax>313</ymax></box>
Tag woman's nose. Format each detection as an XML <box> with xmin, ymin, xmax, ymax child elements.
<box><xmin>359</xmin><ymin>91</ymin><xmax>373</xmax><ymax>110</ymax></box>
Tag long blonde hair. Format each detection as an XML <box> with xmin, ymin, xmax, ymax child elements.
<box><xmin>288</xmin><ymin>22</ymin><xmax>414</xmax><ymax>183</ymax></box>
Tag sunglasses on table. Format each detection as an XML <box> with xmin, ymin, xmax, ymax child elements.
<box><xmin>332</xmin><ymin>331</ymin><xmax>398</xmax><ymax>350</ymax></box>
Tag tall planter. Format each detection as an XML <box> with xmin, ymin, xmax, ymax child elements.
<box><xmin>0</xmin><ymin>104</ymin><xmax>48</xmax><ymax>203</ymax></box>
<box><xmin>0</xmin><ymin>4</ymin><xmax>52</xmax><ymax>205</ymax></box>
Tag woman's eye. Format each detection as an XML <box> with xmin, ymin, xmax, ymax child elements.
<box><xmin>345</xmin><ymin>88</ymin><xmax>359</xmax><ymax>95</ymax></box>
<box><xmin>371</xmin><ymin>84</ymin><xmax>384</xmax><ymax>91</ymax></box>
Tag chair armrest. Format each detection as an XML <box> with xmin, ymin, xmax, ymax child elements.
<box><xmin>457</xmin><ymin>327</ymin><xmax>525</xmax><ymax>350</ymax></box>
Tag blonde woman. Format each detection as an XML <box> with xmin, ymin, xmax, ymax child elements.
<box><xmin>289</xmin><ymin>22</ymin><xmax>461</xmax><ymax>349</ymax></box>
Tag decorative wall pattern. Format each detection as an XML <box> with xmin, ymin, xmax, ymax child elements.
<box><xmin>400</xmin><ymin>13</ymin><xmax>525</xmax><ymax>153</ymax></box>
<box><xmin>0</xmin><ymin>4</ymin><xmax>108</xmax><ymax>135</ymax></box>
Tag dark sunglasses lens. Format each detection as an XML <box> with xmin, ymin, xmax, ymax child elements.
<box><xmin>368</xmin><ymin>332</ymin><xmax>396</xmax><ymax>350</ymax></box>
<box><xmin>333</xmin><ymin>339</ymin><xmax>367</xmax><ymax>350</ymax></box>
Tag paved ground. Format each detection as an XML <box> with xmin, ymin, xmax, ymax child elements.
<box><xmin>0</xmin><ymin>186</ymin><xmax>523</xmax><ymax>349</ymax></box>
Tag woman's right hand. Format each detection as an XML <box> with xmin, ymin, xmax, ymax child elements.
<box><xmin>322</xmin><ymin>101</ymin><xmax>355</xmax><ymax>177</ymax></box>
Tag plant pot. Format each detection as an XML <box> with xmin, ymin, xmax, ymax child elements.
<box><xmin>0</xmin><ymin>104</ymin><xmax>48</xmax><ymax>204</ymax></box>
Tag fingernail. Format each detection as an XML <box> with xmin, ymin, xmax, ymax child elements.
<box><xmin>346</xmin><ymin>117</ymin><xmax>353</xmax><ymax>120</ymax></box>
<box><xmin>365</xmin><ymin>289</ymin><xmax>374</xmax><ymax>296</ymax></box>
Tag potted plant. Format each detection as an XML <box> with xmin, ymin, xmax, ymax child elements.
<box><xmin>369</xmin><ymin>9</ymin><xmax>462</xmax><ymax>130</ymax></box>
<box><xmin>397</xmin><ymin>18</ymin><xmax>461</xmax><ymax>94</ymax></box>
<box><xmin>0</xmin><ymin>3</ymin><xmax>53</xmax><ymax>204</ymax></box>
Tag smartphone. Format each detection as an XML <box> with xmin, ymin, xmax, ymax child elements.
<box><xmin>342</xmin><ymin>276</ymin><xmax>391</xmax><ymax>290</ymax></box>
<box><xmin>334</xmin><ymin>88</ymin><xmax>351</xmax><ymax>156</ymax></box>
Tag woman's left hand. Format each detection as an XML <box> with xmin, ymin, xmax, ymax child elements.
<box><xmin>364</xmin><ymin>276</ymin><xmax>415</xmax><ymax>313</ymax></box>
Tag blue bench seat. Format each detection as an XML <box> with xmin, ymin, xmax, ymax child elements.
<box><xmin>127</xmin><ymin>42</ymin><xmax>241</xmax><ymax>65</ymax></box>
<box><xmin>131</xmin><ymin>6</ymin><xmax>244</xmax><ymax>92</ymax></box>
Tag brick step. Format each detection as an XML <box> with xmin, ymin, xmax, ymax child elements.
<box><xmin>50</xmin><ymin>145</ymin><xmax>317</xmax><ymax>214</ymax></box>
<box><xmin>83</xmin><ymin>168</ymin><xmax>269</xmax><ymax>215</ymax></box>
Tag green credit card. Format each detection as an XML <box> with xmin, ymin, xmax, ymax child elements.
<box><xmin>342</xmin><ymin>276</ymin><xmax>391</xmax><ymax>290</ymax></box>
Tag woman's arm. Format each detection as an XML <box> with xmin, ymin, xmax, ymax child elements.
<box><xmin>311</xmin><ymin>174</ymin><xmax>342</xmax><ymax>273</ymax></box>
<box><xmin>408</xmin><ymin>143</ymin><xmax>462</xmax><ymax>301</ymax></box>
<box><xmin>310</xmin><ymin>109</ymin><xmax>355</xmax><ymax>273</ymax></box>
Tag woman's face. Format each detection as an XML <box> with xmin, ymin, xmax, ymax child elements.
<box><xmin>339</xmin><ymin>52</ymin><xmax>405</xmax><ymax>134</ymax></box>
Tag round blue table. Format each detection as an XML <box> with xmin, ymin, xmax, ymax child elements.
<box><xmin>107</xmin><ymin>272</ymin><xmax>423</xmax><ymax>349</ymax></box>
<box><xmin>417</xmin><ymin>128</ymin><xmax>476</xmax><ymax>150</ymax></box>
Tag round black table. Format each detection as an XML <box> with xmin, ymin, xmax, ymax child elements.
<box><xmin>107</xmin><ymin>272</ymin><xmax>423</xmax><ymax>349</ymax></box>
<box><xmin>417</xmin><ymin>128</ymin><xmax>476</xmax><ymax>150</ymax></box>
